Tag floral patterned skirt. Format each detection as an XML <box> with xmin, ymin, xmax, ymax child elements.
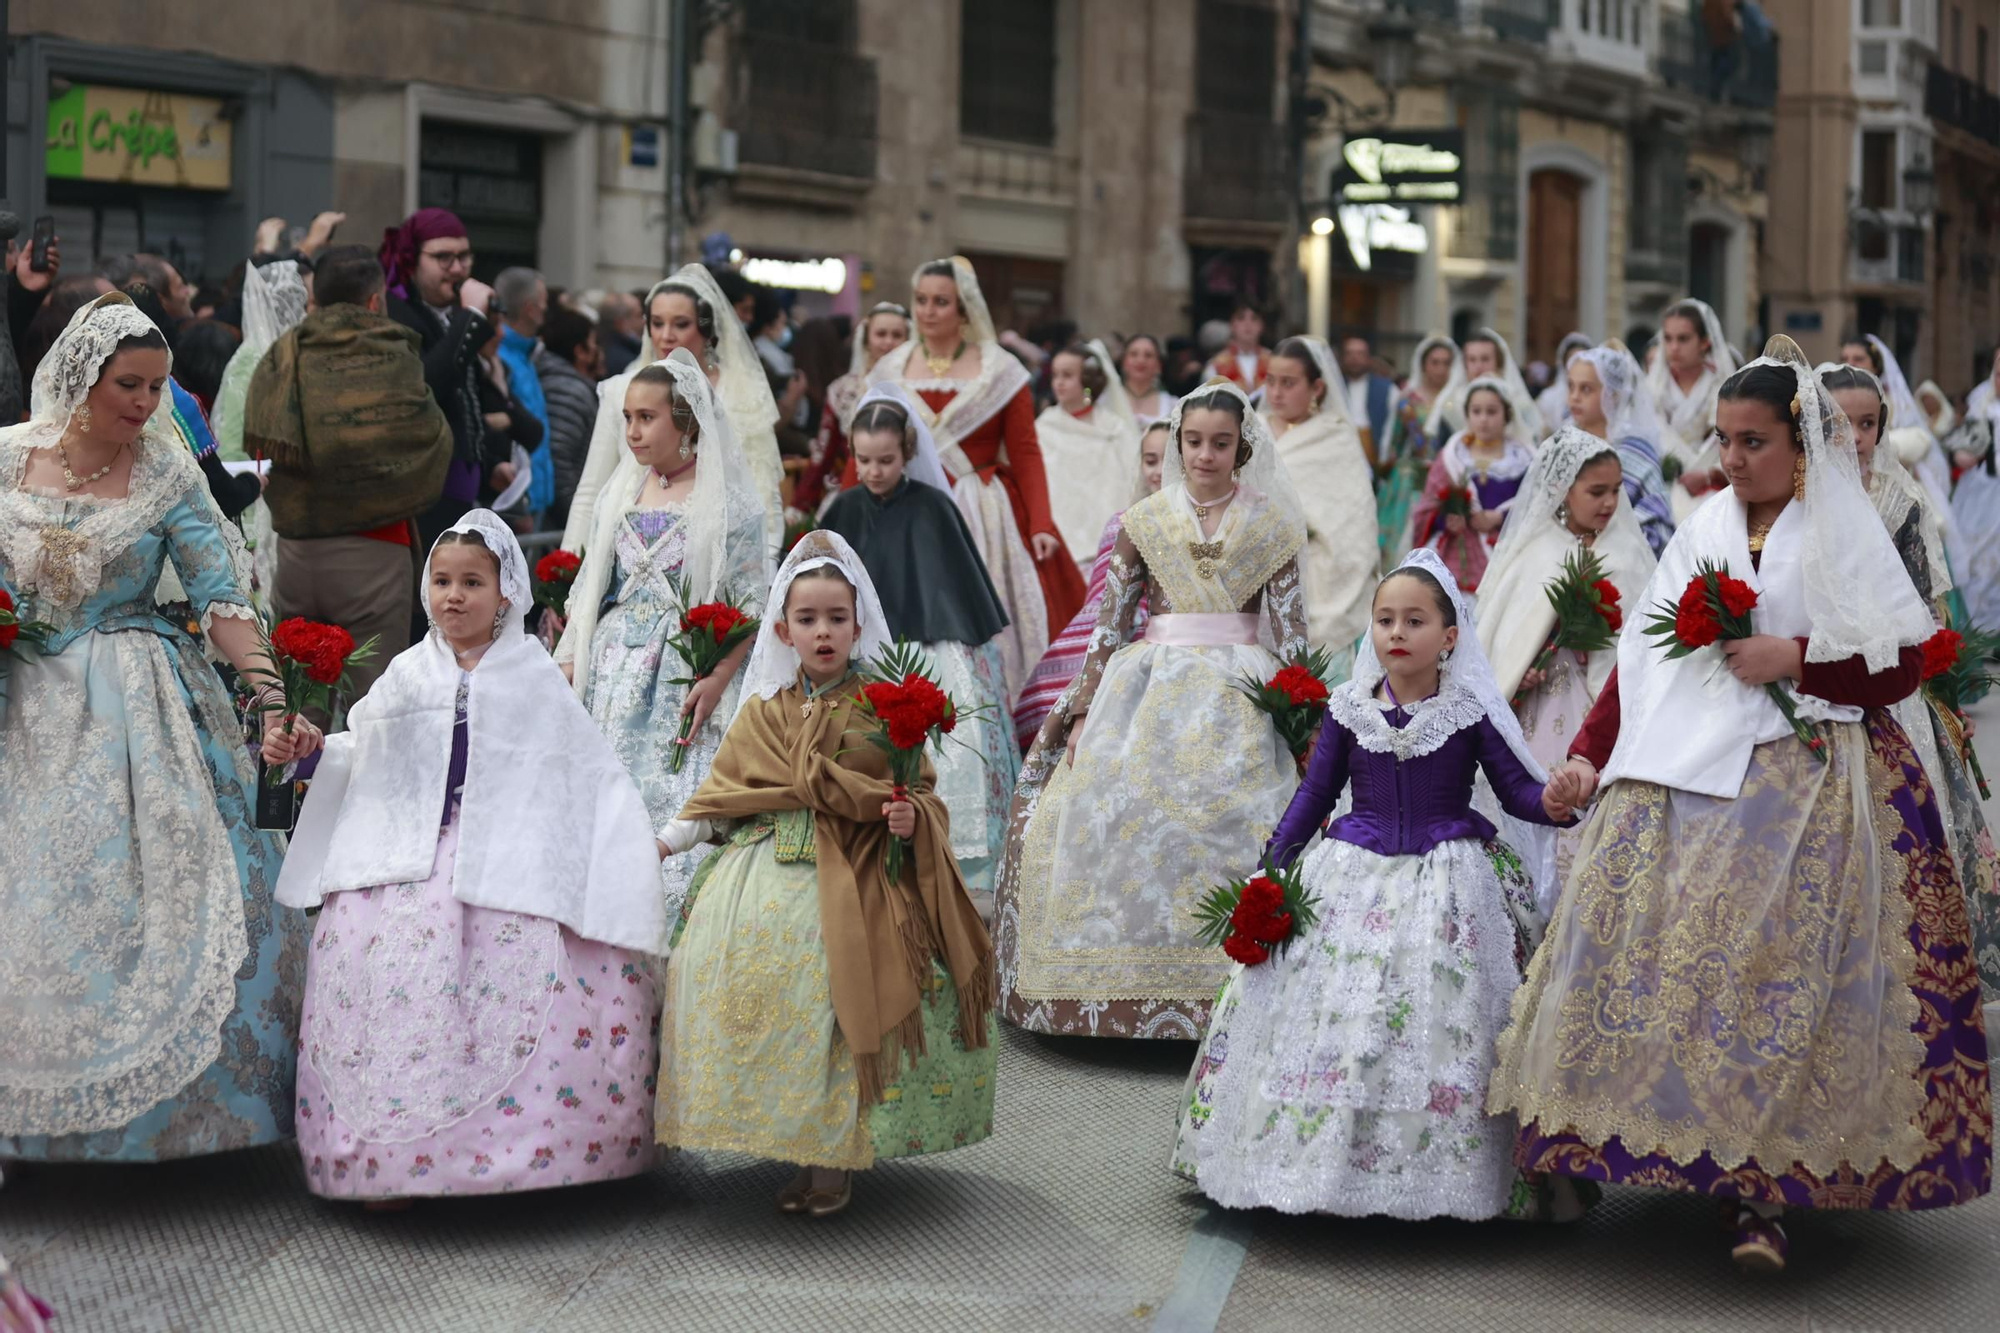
<box><xmin>1490</xmin><ymin>714</ymin><xmax>1992</xmax><ymax>1211</ymax></box>
<box><xmin>656</xmin><ymin>837</ymin><xmax>996</xmax><ymax>1170</ymax></box>
<box><xmin>1172</xmin><ymin>836</ymin><xmax>1542</xmax><ymax>1220</ymax></box>
<box><xmin>295</xmin><ymin>819</ymin><xmax>663</xmax><ymax>1199</ymax></box>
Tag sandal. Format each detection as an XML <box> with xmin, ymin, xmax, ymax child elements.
<box><xmin>775</xmin><ymin>1168</ymin><xmax>814</xmax><ymax>1215</ymax></box>
<box><xmin>1726</xmin><ymin>1205</ymin><xmax>1788</xmax><ymax>1273</ymax></box>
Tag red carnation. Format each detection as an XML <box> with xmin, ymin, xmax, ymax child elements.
<box><xmin>271</xmin><ymin>618</ymin><xmax>357</xmax><ymax>685</ymax></box>
<box><xmin>0</xmin><ymin>587</ymin><xmax>17</xmax><ymax>652</ymax></box>
<box><xmin>1921</xmin><ymin>628</ymin><xmax>1964</xmax><ymax>682</ymax></box>
<box><xmin>1222</xmin><ymin>934</ymin><xmax>1271</xmax><ymax>967</ymax></box>
<box><xmin>534</xmin><ymin>550</ymin><xmax>581</xmax><ymax>585</ymax></box>
<box><xmin>1237</xmin><ymin>875</ymin><xmax>1285</xmax><ymax>917</ymax></box>
<box><xmin>1591</xmin><ymin>579</ymin><xmax>1622</xmax><ymax>607</ymax></box>
<box><xmin>1673</xmin><ymin>583</ymin><xmax>1720</xmax><ymax>649</ymax></box>
<box><xmin>1271</xmin><ymin>664</ymin><xmax>1330</xmax><ymax>707</ymax></box>
<box><xmin>1716</xmin><ymin>575</ymin><xmax>1759</xmax><ymax>619</ymax></box>
<box><xmin>1242</xmin><ymin>910</ymin><xmax>1294</xmax><ymax>946</ymax></box>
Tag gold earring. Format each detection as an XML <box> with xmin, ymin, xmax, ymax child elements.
<box><xmin>1791</xmin><ymin>452</ymin><xmax>1807</xmax><ymax>502</ymax></box>
<box><xmin>76</xmin><ymin>405</ymin><xmax>92</xmax><ymax>435</ymax></box>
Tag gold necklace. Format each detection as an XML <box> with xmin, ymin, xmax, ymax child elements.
<box><xmin>59</xmin><ymin>439</ymin><xmax>124</xmax><ymax>491</ymax></box>
<box><xmin>923</xmin><ymin>340</ymin><xmax>965</xmax><ymax>376</ymax></box>
<box><xmin>1747</xmin><ymin>519</ymin><xmax>1775</xmax><ymax>553</ymax></box>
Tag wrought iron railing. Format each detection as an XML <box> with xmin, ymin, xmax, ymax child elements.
<box><xmin>1927</xmin><ymin>63</ymin><xmax>2000</xmax><ymax>146</ymax></box>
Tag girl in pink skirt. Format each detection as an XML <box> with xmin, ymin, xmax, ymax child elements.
<box><xmin>276</xmin><ymin>509</ymin><xmax>670</xmax><ymax>1204</ymax></box>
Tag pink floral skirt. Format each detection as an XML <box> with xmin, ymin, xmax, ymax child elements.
<box><xmin>295</xmin><ymin>819</ymin><xmax>663</xmax><ymax>1199</ymax></box>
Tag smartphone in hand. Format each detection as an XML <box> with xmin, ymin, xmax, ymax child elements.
<box><xmin>29</xmin><ymin>216</ymin><xmax>55</xmax><ymax>272</ymax></box>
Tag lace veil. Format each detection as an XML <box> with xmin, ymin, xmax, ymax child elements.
<box><xmin>32</xmin><ymin>293</ymin><xmax>173</xmax><ymax>429</ymax></box>
<box><xmin>1643</xmin><ymin>297</ymin><xmax>1737</xmax><ymax>416</ymax></box>
<box><xmin>1452</xmin><ymin>328</ymin><xmax>1542</xmax><ymax>440</ymax></box>
<box><xmin>850</xmin><ymin>380</ymin><xmax>954</xmax><ymax>495</ymax></box>
<box><xmin>561</xmin><ymin>348</ymin><xmax>772</xmax><ymax>699</ymax></box>
<box><xmin>1758</xmin><ymin>336</ymin><xmax>1935</xmax><ymax>669</ymax></box>
<box><xmin>1083</xmin><ymin>337</ymin><xmax>1137</xmax><ymax>426</ymax></box>
<box><xmin>914</xmin><ymin>255</ymin><xmax>998</xmax><ymax>344</ymax></box>
<box><xmin>1407</xmin><ymin>333</ymin><xmax>1463</xmax><ymax>437</ymax></box>
<box><xmin>650</xmin><ymin>264</ymin><xmax>785</xmax><ymax>543</ymax></box>
<box><xmin>1455</xmin><ymin>374</ymin><xmax>1538</xmax><ymax>449</ymax></box>
<box><xmin>1292</xmin><ymin>334</ymin><xmax>1358</xmax><ymax>428</ymax></box>
<box><xmin>1163</xmin><ymin>377</ymin><xmax>1307</xmax><ymax>541</ymax></box>
<box><xmin>1816</xmin><ymin>361</ymin><xmax>1951</xmax><ymax>598</ymax></box>
<box><xmin>1348</xmin><ymin>547</ymin><xmax>1557</xmax><ymax>907</ymax></box>
<box><xmin>740</xmin><ymin>528</ymin><xmax>895</xmax><ymax>701</ymax></box>
<box><xmin>1570</xmin><ymin>344</ymin><xmax>1661</xmax><ymax>456</ymax></box>
<box><xmin>214</xmin><ymin>261</ymin><xmax>309</xmax><ymax>457</ymax></box>
<box><xmin>850</xmin><ymin>301</ymin><xmax>912</xmax><ymax>376</ymax></box>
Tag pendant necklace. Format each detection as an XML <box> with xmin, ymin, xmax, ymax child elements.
<box><xmin>652</xmin><ymin>454</ymin><xmax>698</xmax><ymax>486</ymax></box>
<box><xmin>923</xmin><ymin>340</ymin><xmax>966</xmax><ymax>376</ymax></box>
<box><xmin>1747</xmin><ymin>519</ymin><xmax>1775</xmax><ymax>554</ymax></box>
<box><xmin>1184</xmin><ymin>482</ymin><xmax>1235</xmax><ymax>580</ymax></box>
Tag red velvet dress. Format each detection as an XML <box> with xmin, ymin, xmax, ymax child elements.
<box><xmin>843</xmin><ymin>384</ymin><xmax>1085</xmax><ymax>635</ymax></box>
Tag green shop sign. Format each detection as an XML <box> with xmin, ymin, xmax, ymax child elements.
<box><xmin>46</xmin><ymin>83</ymin><xmax>233</xmax><ymax>191</ymax></box>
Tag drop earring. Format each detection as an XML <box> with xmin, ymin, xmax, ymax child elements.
<box><xmin>678</xmin><ymin>438</ymin><xmax>694</xmax><ymax>462</ymax></box>
<box><xmin>491</xmin><ymin>608</ymin><xmax>505</xmax><ymax>640</ymax></box>
<box><xmin>76</xmin><ymin>405</ymin><xmax>92</xmax><ymax>435</ymax></box>
<box><xmin>1791</xmin><ymin>452</ymin><xmax>1807</xmax><ymax>502</ymax></box>
<box><xmin>1555</xmin><ymin>501</ymin><xmax>1570</xmax><ymax>528</ymax></box>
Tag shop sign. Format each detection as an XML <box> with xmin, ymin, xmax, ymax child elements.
<box><xmin>1337</xmin><ymin>203</ymin><xmax>1428</xmax><ymax>273</ymax></box>
<box><xmin>1334</xmin><ymin>130</ymin><xmax>1464</xmax><ymax>204</ymax></box>
<box><xmin>46</xmin><ymin>83</ymin><xmax>233</xmax><ymax>191</ymax></box>
<box><xmin>741</xmin><ymin>255</ymin><xmax>848</xmax><ymax>294</ymax></box>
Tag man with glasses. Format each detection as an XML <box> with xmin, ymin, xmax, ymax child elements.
<box><xmin>377</xmin><ymin>207</ymin><xmax>504</xmax><ymax>551</ymax></box>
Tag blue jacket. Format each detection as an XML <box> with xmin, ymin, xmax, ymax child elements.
<box><xmin>497</xmin><ymin>326</ymin><xmax>553</xmax><ymax>514</ymax></box>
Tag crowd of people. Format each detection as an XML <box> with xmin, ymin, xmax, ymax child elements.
<box><xmin>4</xmin><ymin>206</ymin><xmax>2000</xmax><ymax>1327</ymax></box>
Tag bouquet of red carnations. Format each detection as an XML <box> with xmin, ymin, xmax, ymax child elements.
<box><xmin>851</xmin><ymin>640</ymin><xmax>967</xmax><ymax>885</ymax></box>
<box><xmin>1192</xmin><ymin>860</ymin><xmax>1319</xmax><ymax>966</ymax></box>
<box><xmin>531</xmin><ymin>549</ymin><xmax>583</xmax><ymax>617</ymax></box>
<box><xmin>1920</xmin><ymin>625</ymin><xmax>1998</xmax><ymax>798</ymax></box>
<box><xmin>1513</xmin><ymin>549</ymin><xmax>1623</xmax><ymax>706</ymax></box>
<box><xmin>245</xmin><ymin>617</ymin><xmax>379</xmax><ymax>783</ymax></box>
<box><xmin>1642</xmin><ymin>558</ymin><xmax>1824</xmax><ymax>761</ymax></box>
<box><xmin>1235</xmin><ymin>646</ymin><xmax>1335</xmax><ymax>763</ymax></box>
<box><xmin>0</xmin><ymin>585</ymin><xmax>54</xmax><ymax>702</ymax></box>
<box><xmin>663</xmin><ymin>573</ymin><xmax>760</xmax><ymax>773</ymax></box>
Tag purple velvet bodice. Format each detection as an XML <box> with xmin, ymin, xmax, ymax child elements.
<box><xmin>441</xmin><ymin>673</ymin><xmax>470</xmax><ymax>827</ymax></box>
<box><xmin>1472</xmin><ymin>471</ymin><xmax>1523</xmax><ymax>513</ymax></box>
<box><xmin>1264</xmin><ymin>699</ymin><xmax>1560</xmax><ymax>868</ymax></box>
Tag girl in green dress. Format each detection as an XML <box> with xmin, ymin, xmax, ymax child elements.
<box><xmin>654</xmin><ymin>530</ymin><xmax>996</xmax><ymax>1218</ymax></box>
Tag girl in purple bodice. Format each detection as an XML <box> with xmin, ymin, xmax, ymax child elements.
<box><xmin>1171</xmin><ymin>550</ymin><xmax>1584</xmax><ymax>1222</ymax></box>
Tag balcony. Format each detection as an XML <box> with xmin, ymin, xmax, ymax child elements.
<box><xmin>1926</xmin><ymin>63</ymin><xmax>2000</xmax><ymax>147</ymax></box>
<box><xmin>1183</xmin><ymin>110</ymin><xmax>1290</xmax><ymax>228</ymax></box>
<box><xmin>1658</xmin><ymin>12</ymin><xmax>1777</xmax><ymax>110</ymax></box>
<box><xmin>1851</xmin><ymin>219</ymin><xmax>1927</xmax><ymax>289</ymax></box>
<box><xmin>1554</xmin><ymin>0</ymin><xmax>1648</xmax><ymax>79</ymax></box>
<box><xmin>1477</xmin><ymin>0</ymin><xmax>1554</xmax><ymax>44</ymax></box>
<box><xmin>733</xmin><ymin>34</ymin><xmax>879</xmax><ymax>184</ymax></box>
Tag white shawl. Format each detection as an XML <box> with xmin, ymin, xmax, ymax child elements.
<box><xmin>1263</xmin><ymin>406</ymin><xmax>1378</xmax><ymax>652</ymax></box>
<box><xmin>278</xmin><ymin>511</ymin><xmax>669</xmax><ymax>954</ymax></box>
<box><xmin>1034</xmin><ymin>402</ymin><xmax>1140</xmax><ymax>569</ymax></box>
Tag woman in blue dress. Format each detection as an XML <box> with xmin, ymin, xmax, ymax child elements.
<box><xmin>0</xmin><ymin>293</ymin><xmax>316</xmax><ymax>1163</ymax></box>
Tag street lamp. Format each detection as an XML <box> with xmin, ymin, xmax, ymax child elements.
<box><xmin>1366</xmin><ymin>10</ymin><xmax>1419</xmax><ymax>105</ymax></box>
<box><xmin>1903</xmin><ymin>162</ymin><xmax>1937</xmax><ymax>217</ymax></box>
<box><xmin>1311</xmin><ymin>215</ymin><xmax>1335</xmax><ymax>236</ymax></box>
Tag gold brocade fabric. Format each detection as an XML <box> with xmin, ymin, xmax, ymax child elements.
<box><xmin>1488</xmin><ymin>724</ymin><xmax>1933</xmax><ymax>1176</ymax></box>
<box><xmin>1119</xmin><ymin>486</ymin><xmax>1304</xmax><ymax>617</ymax></box>
<box><xmin>998</xmin><ymin>495</ymin><xmax>1308</xmax><ymax>1012</ymax></box>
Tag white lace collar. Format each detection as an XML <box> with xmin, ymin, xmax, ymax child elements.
<box><xmin>1323</xmin><ymin>668</ymin><xmax>1486</xmax><ymax>760</ymax></box>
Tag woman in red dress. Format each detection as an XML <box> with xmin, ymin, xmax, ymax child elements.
<box><xmin>844</xmin><ymin>256</ymin><xmax>1085</xmax><ymax>696</ymax></box>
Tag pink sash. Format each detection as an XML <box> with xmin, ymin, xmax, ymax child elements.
<box><xmin>1141</xmin><ymin>612</ymin><xmax>1261</xmax><ymax>647</ymax></box>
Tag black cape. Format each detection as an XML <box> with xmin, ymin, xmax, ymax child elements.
<box><xmin>821</xmin><ymin>479</ymin><xmax>1011</xmax><ymax>646</ymax></box>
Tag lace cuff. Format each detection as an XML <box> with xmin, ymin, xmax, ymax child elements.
<box><xmin>199</xmin><ymin>601</ymin><xmax>259</xmax><ymax>634</ymax></box>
